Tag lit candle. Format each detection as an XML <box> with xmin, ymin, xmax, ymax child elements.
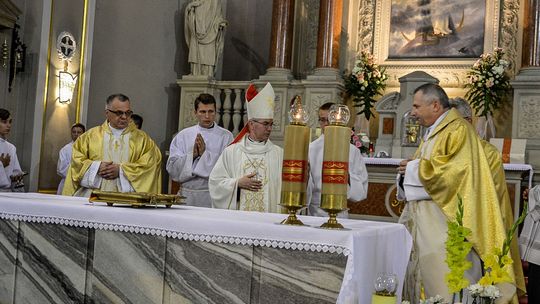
<box><xmin>320</xmin><ymin>124</ymin><xmax>350</xmax><ymax>210</ymax></box>
<box><xmin>281</xmin><ymin>124</ymin><xmax>309</xmax><ymax>207</ymax></box>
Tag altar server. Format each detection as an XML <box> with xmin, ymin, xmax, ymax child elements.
<box><xmin>167</xmin><ymin>93</ymin><xmax>233</xmax><ymax>207</ymax></box>
<box><xmin>396</xmin><ymin>84</ymin><xmax>521</xmax><ymax>303</ymax></box>
<box><xmin>306</xmin><ymin>102</ymin><xmax>368</xmax><ymax>217</ymax></box>
<box><xmin>0</xmin><ymin>108</ymin><xmax>24</xmax><ymax>191</ymax></box>
<box><xmin>62</xmin><ymin>94</ymin><xmax>162</xmax><ymax>196</ymax></box>
<box><xmin>57</xmin><ymin>123</ymin><xmax>85</xmax><ymax>194</ymax></box>
<box><xmin>209</xmin><ymin>83</ymin><xmax>283</xmax><ymax>212</ymax></box>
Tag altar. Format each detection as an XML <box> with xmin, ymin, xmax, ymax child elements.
<box><xmin>349</xmin><ymin>158</ymin><xmax>534</xmax><ymax>222</ymax></box>
<box><xmin>0</xmin><ymin>193</ymin><xmax>411</xmax><ymax>304</ymax></box>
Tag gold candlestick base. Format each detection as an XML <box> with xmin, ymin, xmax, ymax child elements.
<box><xmin>320</xmin><ymin>208</ymin><xmax>346</xmax><ymax>229</ymax></box>
<box><xmin>279</xmin><ymin>204</ymin><xmax>305</xmax><ymax>226</ymax></box>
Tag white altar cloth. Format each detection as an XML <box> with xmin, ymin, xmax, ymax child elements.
<box><xmin>364</xmin><ymin>157</ymin><xmax>534</xmax><ymax>188</ymax></box>
<box><xmin>0</xmin><ymin>192</ymin><xmax>411</xmax><ymax>304</ymax></box>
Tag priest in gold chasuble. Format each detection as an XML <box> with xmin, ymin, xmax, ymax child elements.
<box><xmin>209</xmin><ymin>83</ymin><xmax>283</xmax><ymax>213</ymax></box>
<box><xmin>62</xmin><ymin>94</ymin><xmax>162</xmax><ymax>196</ymax></box>
<box><xmin>396</xmin><ymin>84</ymin><xmax>520</xmax><ymax>303</ymax></box>
<box><xmin>449</xmin><ymin>97</ymin><xmax>526</xmax><ymax>302</ymax></box>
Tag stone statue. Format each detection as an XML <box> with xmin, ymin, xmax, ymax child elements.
<box><xmin>184</xmin><ymin>0</ymin><xmax>227</xmax><ymax>77</ymax></box>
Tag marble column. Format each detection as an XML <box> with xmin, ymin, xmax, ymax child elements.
<box><xmin>521</xmin><ymin>0</ymin><xmax>540</xmax><ymax>68</ymax></box>
<box><xmin>261</xmin><ymin>0</ymin><xmax>296</xmax><ymax>80</ymax></box>
<box><xmin>313</xmin><ymin>0</ymin><xmax>343</xmax><ymax>76</ymax></box>
<box><xmin>511</xmin><ymin>0</ymin><xmax>540</xmax><ymax>179</ymax></box>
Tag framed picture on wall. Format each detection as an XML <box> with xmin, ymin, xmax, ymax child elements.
<box><xmin>388</xmin><ymin>0</ymin><xmax>486</xmax><ymax>59</ymax></box>
<box><xmin>372</xmin><ymin>0</ymin><xmax>502</xmax><ymax>87</ymax></box>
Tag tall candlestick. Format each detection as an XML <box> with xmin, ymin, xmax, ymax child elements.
<box><xmin>320</xmin><ymin>124</ymin><xmax>350</xmax><ymax>210</ymax></box>
<box><xmin>319</xmin><ymin>104</ymin><xmax>351</xmax><ymax>229</ymax></box>
<box><xmin>281</xmin><ymin>124</ymin><xmax>309</xmax><ymax>206</ymax></box>
<box><xmin>279</xmin><ymin>95</ymin><xmax>310</xmax><ymax>225</ymax></box>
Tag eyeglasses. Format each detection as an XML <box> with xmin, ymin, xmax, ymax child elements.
<box><xmin>251</xmin><ymin>120</ymin><xmax>274</xmax><ymax>128</ymax></box>
<box><xmin>318</xmin><ymin>117</ymin><xmax>328</xmax><ymax>123</ymax></box>
<box><xmin>107</xmin><ymin>109</ymin><xmax>133</xmax><ymax>117</ymax></box>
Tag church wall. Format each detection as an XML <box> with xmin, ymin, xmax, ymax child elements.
<box><xmin>0</xmin><ymin>0</ymin><xmax>48</xmax><ymax>191</ymax></box>
<box><xmin>87</xmin><ymin>0</ymin><xmax>186</xmax><ymax>154</ymax></box>
<box><xmin>220</xmin><ymin>0</ymin><xmax>272</xmax><ymax>81</ymax></box>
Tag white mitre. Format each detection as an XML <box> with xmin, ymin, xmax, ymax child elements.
<box><xmin>231</xmin><ymin>82</ymin><xmax>275</xmax><ymax>144</ymax></box>
<box><xmin>246</xmin><ymin>82</ymin><xmax>275</xmax><ymax>120</ymax></box>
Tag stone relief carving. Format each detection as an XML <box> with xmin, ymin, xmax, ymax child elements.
<box><xmin>518</xmin><ymin>96</ymin><xmax>540</xmax><ymax>138</ymax></box>
<box><xmin>183</xmin><ymin>92</ymin><xmax>199</xmax><ymax>127</ymax></box>
<box><xmin>357</xmin><ymin>0</ymin><xmax>375</xmax><ymax>52</ymax></box>
<box><xmin>308</xmin><ymin>94</ymin><xmax>332</xmax><ymax>128</ymax></box>
<box><xmin>376</xmin><ymin>92</ymin><xmax>400</xmax><ymax>112</ymax></box>
<box><xmin>500</xmin><ymin>0</ymin><xmax>520</xmax><ymax>76</ymax></box>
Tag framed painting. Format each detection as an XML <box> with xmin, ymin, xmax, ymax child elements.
<box><xmin>372</xmin><ymin>0</ymin><xmax>501</xmax><ymax>87</ymax></box>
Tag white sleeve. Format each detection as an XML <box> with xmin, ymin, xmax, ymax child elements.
<box><xmin>166</xmin><ymin>135</ymin><xmax>196</xmax><ymax>183</ymax></box>
<box><xmin>347</xmin><ymin>148</ymin><xmax>368</xmax><ymax>202</ymax></box>
<box><xmin>403</xmin><ymin>159</ymin><xmax>431</xmax><ymax>201</ymax></box>
<box><xmin>0</xmin><ymin>162</ymin><xmax>11</xmax><ymax>188</ymax></box>
<box><xmin>57</xmin><ymin>147</ymin><xmax>70</xmax><ymax>178</ymax></box>
<box><xmin>80</xmin><ymin>161</ymin><xmax>103</xmax><ymax>189</ymax></box>
<box><xmin>118</xmin><ymin>167</ymin><xmax>135</xmax><ymax>192</ymax></box>
<box><xmin>396</xmin><ymin>173</ymin><xmax>407</xmax><ymax>201</ymax></box>
<box><xmin>209</xmin><ymin>150</ymin><xmax>239</xmax><ymax>210</ymax></box>
<box><xmin>193</xmin><ymin>132</ymin><xmax>233</xmax><ymax>178</ymax></box>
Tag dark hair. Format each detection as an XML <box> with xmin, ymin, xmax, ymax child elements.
<box><xmin>413</xmin><ymin>83</ymin><xmax>450</xmax><ymax>109</ymax></box>
<box><xmin>194</xmin><ymin>93</ymin><xmax>216</xmax><ymax>111</ymax></box>
<box><xmin>0</xmin><ymin>108</ymin><xmax>10</xmax><ymax>120</ymax></box>
<box><xmin>319</xmin><ymin>102</ymin><xmax>336</xmax><ymax>111</ymax></box>
<box><xmin>71</xmin><ymin>123</ymin><xmax>86</xmax><ymax>132</ymax></box>
<box><xmin>131</xmin><ymin>114</ymin><xmax>143</xmax><ymax>129</ymax></box>
<box><xmin>106</xmin><ymin>93</ymin><xmax>130</xmax><ymax>106</ymax></box>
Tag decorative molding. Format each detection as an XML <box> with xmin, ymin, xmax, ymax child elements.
<box><xmin>499</xmin><ymin>0</ymin><xmax>520</xmax><ymax>76</ymax></box>
<box><xmin>518</xmin><ymin>96</ymin><xmax>540</xmax><ymax>138</ymax></box>
<box><xmin>357</xmin><ymin>0</ymin><xmax>375</xmax><ymax>53</ymax></box>
<box><xmin>376</xmin><ymin>92</ymin><xmax>400</xmax><ymax>112</ymax></box>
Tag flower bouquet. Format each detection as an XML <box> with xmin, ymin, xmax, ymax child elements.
<box><xmin>344</xmin><ymin>50</ymin><xmax>388</xmax><ymax>120</ymax></box>
<box><xmin>350</xmin><ymin>129</ymin><xmax>371</xmax><ymax>156</ymax></box>
<box><xmin>464</xmin><ymin>48</ymin><xmax>510</xmax><ymax>138</ymax></box>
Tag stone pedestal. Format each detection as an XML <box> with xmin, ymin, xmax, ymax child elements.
<box><xmin>374</xmin><ymin>71</ymin><xmax>438</xmax><ymax>158</ymax></box>
<box><xmin>511</xmin><ymin>68</ymin><xmax>540</xmax><ymax>179</ymax></box>
<box><xmin>176</xmin><ymin>75</ymin><xmax>217</xmax><ymax>131</ymax></box>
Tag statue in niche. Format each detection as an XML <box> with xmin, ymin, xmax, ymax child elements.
<box><xmin>401</xmin><ymin>111</ymin><xmax>423</xmax><ymax>146</ymax></box>
<box><xmin>184</xmin><ymin>0</ymin><xmax>228</xmax><ymax>77</ymax></box>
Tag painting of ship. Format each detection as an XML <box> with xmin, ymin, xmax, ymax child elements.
<box><xmin>388</xmin><ymin>0</ymin><xmax>485</xmax><ymax>59</ymax></box>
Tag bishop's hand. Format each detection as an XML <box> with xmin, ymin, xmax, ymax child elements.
<box><xmin>238</xmin><ymin>172</ymin><xmax>262</xmax><ymax>192</ymax></box>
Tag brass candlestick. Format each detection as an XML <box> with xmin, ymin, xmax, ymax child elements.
<box><xmin>279</xmin><ymin>96</ymin><xmax>309</xmax><ymax>225</ymax></box>
<box><xmin>319</xmin><ymin>104</ymin><xmax>350</xmax><ymax>229</ymax></box>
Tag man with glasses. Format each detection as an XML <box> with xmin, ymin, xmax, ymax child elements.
<box><xmin>167</xmin><ymin>93</ymin><xmax>233</xmax><ymax>207</ymax></box>
<box><xmin>209</xmin><ymin>83</ymin><xmax>283</xmax><ymax>213</ymax></box>
<box><xmin>307</xmin><ymin>102</ymin><xmax>368</xmax><ymax>217</ymax></box>
<box><xmin>63</xmin><ymin>93</ymin><xmax>162</xmax><ymax>196</ymax></box>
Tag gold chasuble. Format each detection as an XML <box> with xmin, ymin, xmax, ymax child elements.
<box><xmin>62</xmin><ymin>121</ymin><xmax>162</xmax><ymax>196</ymax></box>
<box><xmin>415</xmin><ymin>109</ymin><xmax>521</xmax><ymax>294</ymax></box>
<box><xmin>481</xmin><ymin>141</ymin><xmax>526</xmax><ymax>296</ymax></box>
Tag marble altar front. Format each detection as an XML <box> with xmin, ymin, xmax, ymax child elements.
<box><xmin>0</xmin><ymin>193</ymin><xmax>412</xmax><ymax>304</ymax></box>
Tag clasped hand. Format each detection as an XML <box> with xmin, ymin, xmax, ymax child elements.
<box><xmin>98</xmin><ymin>161</ymin><xmax>120</xmax><ymax>180</ymax></box>
<box><xmin>0</xmin><ymin>153</ymin><xmax>11</xmax><ymax>167</ymax></box>
<box><xmin>238</xmin><ymin>172</ymin><xmax>262</xmax><ymax>192</ymax></box>
<box><xmin>397</xmin><ymin>158</ymin><xmax>412</xmax><ymax>175</ymax></box>
<box><xmin>192</xmin><ymin>133</ymin><xmax>206</xmax><ymax>159</ymax></box>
